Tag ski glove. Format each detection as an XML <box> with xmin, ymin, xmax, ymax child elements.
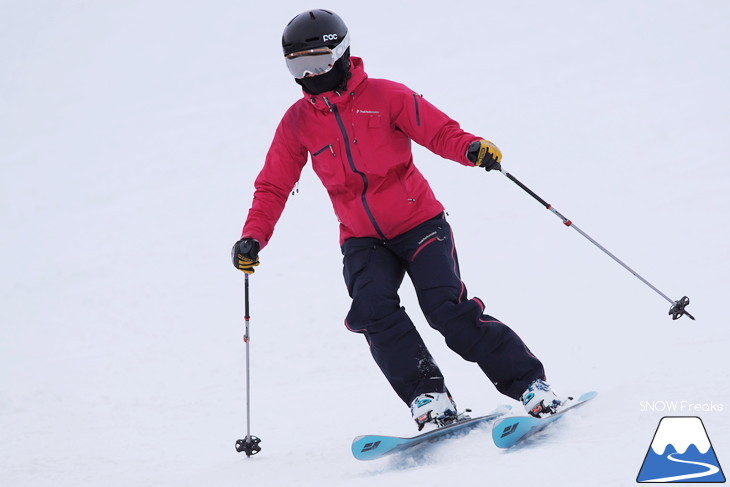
<box><xmin>232</xmin><ymin>238</ymin><xmax>260</xmax><ymax>274</ymax></box>
<box><xmin>467</xmin><ymin>139</ymin><xmax>502</xmax><ymax>171</ymax></box>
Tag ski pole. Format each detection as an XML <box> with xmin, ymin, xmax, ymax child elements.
<box><xmin>498</xmin><ymin>168</ymin><xmax>694</xmax><ymax>321</ymax></box>
<box><xmin>235</xmin><ymin>274</ymin><xmax>262</xmax><ymax>457</ymax></box>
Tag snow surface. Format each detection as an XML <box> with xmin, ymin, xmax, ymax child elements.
<box><xmin>2</xmin><ymin>1</ymin><xmax>729</xmax><ymax>486</ymax></box>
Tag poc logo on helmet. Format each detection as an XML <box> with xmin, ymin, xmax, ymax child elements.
<box><xmin>322</xmin><ymin>33</ymin><xmax>338</xmax><ymax>41</ymax></box>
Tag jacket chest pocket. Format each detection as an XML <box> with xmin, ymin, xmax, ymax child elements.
<box><xmin>310</xmin><ymin>140</ymin><xmax>347</xmax><ymax>190</ymax></box>
<box><xmin>351</xmin><ymin>114</ymin><xmax>386</xmax><ymax>175</ymax></box>
<box><xmin>368</xmin><ymin>114</ymin><xmax>382</xmax><ymax>128</ymax></box>
<box><xmin>356</xmin><ymin>114</ymin><xmax>410</xmax><ymax>179</ymax></box>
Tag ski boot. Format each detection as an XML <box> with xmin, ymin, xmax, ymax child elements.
<box><xmin>410</xmin><ymin>392</ymin><xmax>458</xmax><ymax>431</ymax></box>
<box><xmin>521</xmin><ymin>379</ymin><xmax>562</xmax><ymax>418</ymax></box>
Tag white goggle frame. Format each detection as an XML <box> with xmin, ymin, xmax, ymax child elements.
<box><xmin>285</xmin><ymin>31</ymin><xmax>351</xmax><ymax>79</ymax></box>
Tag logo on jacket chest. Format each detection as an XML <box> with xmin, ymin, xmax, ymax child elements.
<box><xmin>356</xmin><ymin>109</ymin><xmax>380</xmax><ymax>114</ymax></box>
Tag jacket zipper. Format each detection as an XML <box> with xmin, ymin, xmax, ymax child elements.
<box><xmin>330</xmin><ymin>103</ymin><xmax>387</xmax><ymax>240</ymax></box>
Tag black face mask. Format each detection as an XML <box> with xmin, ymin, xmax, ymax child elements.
<box><xmin>296</xmin><ymin>51</ymin><xmax>351</xmax><ymax>95</ymax></box>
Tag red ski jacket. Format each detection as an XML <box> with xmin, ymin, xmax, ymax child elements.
<box><xmin>242</xmin><ymin>57</ymin><xmax>481</xmax><ymax>248</ymax></box>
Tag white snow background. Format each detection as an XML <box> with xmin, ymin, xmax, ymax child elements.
<box><xmin>2</xmin><ymin>1</ymin><xmax>729</xmax><ymax>486</ymax></box>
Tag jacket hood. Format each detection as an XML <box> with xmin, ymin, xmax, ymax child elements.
<box><xmin>303</xmin><ymin>56</ymin><xmax>368</xmax><ymax>111</ymax></box>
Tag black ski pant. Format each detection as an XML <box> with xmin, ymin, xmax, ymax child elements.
<box><xmin>342</xmin><ymin>213</ymin><xmax>545</xmax><ymax>405</ymax></box>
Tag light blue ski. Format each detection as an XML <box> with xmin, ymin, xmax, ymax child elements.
<box><xmin>492</xmin><ymin>391</ymin><xmax>597</xmax><ymax>449</ymax></box>
<box><xmin>352</xmin><ymin>405</ymin><xmax>511</xmax><ymax>461</ymax></box>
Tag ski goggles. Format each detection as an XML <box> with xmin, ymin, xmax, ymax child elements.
<box><xmin>284</xmin><ymin>32</ymin><xmax>351</xmax><ymax>79</ymax></box>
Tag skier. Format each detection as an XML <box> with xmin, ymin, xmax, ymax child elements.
<box><xmin>232</xmin><ymin>9</ymin><xmax>561</xmax><ymax>430</ymax></box>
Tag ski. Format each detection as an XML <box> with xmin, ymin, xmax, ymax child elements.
<box><xmin>491</xmin><ymin>391</ymin><xmax>597</xmax><ymax>449</ymax></box>
<box><xmin>352</xmin><ymin>405</ymin><xmax>511</xmax><ymax>461</ymax></box>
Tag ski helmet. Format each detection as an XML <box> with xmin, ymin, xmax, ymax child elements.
<box><xmin>282</xmin><ymin>9</ymin><xmax>349</xmax><ymax>59</ymax></box>
<box><xmin>282</xmin><ymin>9</ymin><xmax>352</xmax><ymax>93</ymax></box>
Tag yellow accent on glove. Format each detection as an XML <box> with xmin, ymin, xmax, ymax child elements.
<box><xmin>475</xmin><ymin>139</ymin><xmax>502</xmax><ymax>166</ymax></box>
<box><xmin>236</xmin><ymin>255</ymin><xmax>260</xmax><ymax>275</ymax></box>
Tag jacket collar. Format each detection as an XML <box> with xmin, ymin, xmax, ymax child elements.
<box><xmin>303</xmin><ymin>56</ymin><xmax>368</xmax><ymax>112</ymax></box>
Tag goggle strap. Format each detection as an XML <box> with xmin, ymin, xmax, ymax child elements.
<box><xmin>331</xmin><ymin>31</ymin><xmax>351</xmax><ymax>62</ymax></box>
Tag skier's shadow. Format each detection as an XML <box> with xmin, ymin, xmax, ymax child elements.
<box><xmin>360</xmin><ymin>425</ymin><xmax>489</xmax><ymax>475</ymax></box>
